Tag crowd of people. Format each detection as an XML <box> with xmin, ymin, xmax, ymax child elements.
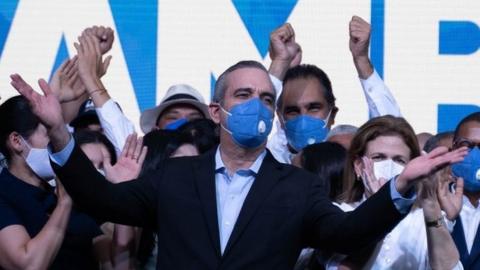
<box><xmin>0</xmin><ymin>15</ymin><xmax>479</xmax><ymax>270</ymax></box>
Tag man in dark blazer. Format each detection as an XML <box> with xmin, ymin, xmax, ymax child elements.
<box><xmin>12</xmin><ymin>56</ymin><xmax>467</xmax><ymax>269</ymax></box>
<box><xmin>450</xmin><ymin>112</ymin><xmax>480</xmax><ymax>270</ymax></box>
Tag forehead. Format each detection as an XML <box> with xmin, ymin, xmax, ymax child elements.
<box><xmin>365</xmin><ymin>135</ymin><xmax>411</xmax><ymax>157</ymax></box>
<box><xmin>282</xmin><ymin>77</ymin><xmax>327</xmax><ymax>105</ymax></box>
<box><xmin>457</xmin><ymin>121</ymin><xmax>480</xmax><ymax>142</ymax></box>
<box><xmin>163</xmin><ymin>104</ymin><xmax>202</xmax><ymax>115</ymax></box>
<box><xmin>225</xmin><ymin>67</ymin><xmax>274</xmax><ymax>95</ymax></box>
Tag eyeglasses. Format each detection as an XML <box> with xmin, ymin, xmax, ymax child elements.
<box><xmin>453</xmin><ymin>138</ymin><xmax>480</xmax><ymax>150</ymax></box>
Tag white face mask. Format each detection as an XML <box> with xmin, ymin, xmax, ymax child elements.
<box><xmin>373</xmin><ymin>159</ymin><xmax>405</xmax><ymax>180</ymax></box>
<box><xmin>22</xmin><ymin>137</ymin><xmax>56</xmax><ymax>181</ymax></box>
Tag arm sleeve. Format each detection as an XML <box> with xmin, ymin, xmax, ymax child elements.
<box><xmin>0</xmin><ymin>195</ymin><xmax>22</xmax><ymax>231</ymax></box>
<box><xmin>96</xmin><ymin>99</ymin><xmax>135</xmax><ymax>156</ymax></box>
<box><xmin>360</xmin><ymin>69</ymin><xmax>402</xmax><ymax>118</ymax></box>
<box><xmin>52</xmin><ymin>144</ymin><xmax>157</xmax><ymax>228</ymax></box>
<box><xmin>304</xmin><ymin>178</ymin><xmax>404</xmax><ymax>254</ymax></box>
<box><xmin>266</xmin><ymin>73</ymin><xmax>292</xmax><ymax>164</ymax></box>
<box><xmin>389</xmin><ymin>177</ymin><xmax>416</xmax><ymax>214</ymax></box>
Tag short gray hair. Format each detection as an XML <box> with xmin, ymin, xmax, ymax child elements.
<box><xmin>213</xmin><ymin>60</ymin><xmax>271</xmax><ymax>104</ymax></box>
<box><xmin>326</xmin><ymin>124</ymin><xmax>358</xmax><ymax>139</ymax></box>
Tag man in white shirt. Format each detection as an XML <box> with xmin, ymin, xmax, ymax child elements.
<box><xmin>267</xmin><ymin>16</ymin><xmax>401</xmax><ymax>164</ymax></box>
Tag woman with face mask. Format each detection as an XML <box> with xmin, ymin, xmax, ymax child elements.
<box><xmin>0</xmin><ymin>96</ymin><xmax>106</xmax><ymax>270</ymax></box>
<box><xmin>322</xmin><ymin>115</ymin><xmax>463</xmax><ymax>270</ymax></box>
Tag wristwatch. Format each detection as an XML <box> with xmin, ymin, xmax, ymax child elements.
<box><xmin>426</xmin><ymin>216</ymin><xmax>444</xmax><ymax>228</ymax></box>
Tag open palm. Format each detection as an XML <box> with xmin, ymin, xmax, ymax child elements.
<box><xmin>11</xmin><ymin>74</ymin><xmax>64</xmax><ymax>129</ymax></box>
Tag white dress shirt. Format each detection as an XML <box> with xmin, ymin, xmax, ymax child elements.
<box><xmin>96</xmin><ymin>99</ymin><xmax>135</xmax><ymax>155</ymax></box>
<box><xmin>325</xmin><ymin>203</ymin><xmax>461</xmax><ymax>270</ymax></box>
<box><xmin>214</xmin><ymin>146</ymin><xmax>266</xmax><ymax>254</ymax></box>
<box><xmin>460</xmin><ymin>195</ymin><xmax>480</xmax><ymax>253</ymax></box>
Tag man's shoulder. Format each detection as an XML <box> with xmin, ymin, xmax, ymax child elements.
<box><xmin>264</xmin><ymin>151</ymin><xmax>323</xmax><ymax>184</ymax></box>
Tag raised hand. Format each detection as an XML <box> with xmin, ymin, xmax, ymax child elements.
<box><xmin>103</xmin><ymin>134</ymin><xmax>147</xmax><ymax>183</ymax></box>
<box><xmin>437</xmin><ymin>173</ymin><xmax>463</xmax><ymax>220</ymax></box>
<box><xmin>10</xmin><ymin>74</ymin><xmax>71</xmax><ymax>151</ymax></box>
<box><xmin>75</xmin><ymin>32</ymin><xmax>103</xmax><ymax>90</ymax></box>
<box><xmin>268</xmin><ymin>23</ymin><xmax>302</xmax><ymax>80</ymax></box>
<box><xmin>349</xmin><ymin>16</ymin><xmax>373</xmax><ymax>79</ymax></box>
<box><xmin>83</xmin><ymin>26</ymin><xmax>114</xmax><ymax>54</ymax></box>
<box><xmin>349</xmin><ymin>16</ymin><xmax>370</xmax><ymax>59</ymax></box>
<box><xmin>11</xmin><ymin>74</ymin><xmax>64</xmax><ymax>130</ymax></box>
<box><xmin>396</xmin><ymin>146</ymin><xmax>469</xmax><ymax>195</ymax></box>
<box><xmin>360</xmin><ymin>157</ymin><xmax>387</xmax><ymax>197</ymax></box>
<box><xmin>49</xmin><ymin>56</ymin><xmax>87</xmax><ymax>103</ymax></box>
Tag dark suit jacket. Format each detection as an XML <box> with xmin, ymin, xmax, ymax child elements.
<box><xmin>452</xmin><ymin>217</ymin><xmax>480</xmax><ymax>269</ymax></box>
<box><xmin>54</xmin><ymin>145</ymin><xmax>404</xmax><ymax>270</ymax></box>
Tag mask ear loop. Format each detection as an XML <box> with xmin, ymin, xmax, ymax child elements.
<box><xmin>19</xmin><ymin>135</ymin><xmax>32</xmax><ymax>156</ymax></box>
<box><xmin>218</xmin><ymin>105</ymin><xmax>233</xmax><ymax>135</ymax></box>
<box><xmin>323</xmin><ymin>109</ymin><xmax>333</xmax><ymax>128</ymax></box>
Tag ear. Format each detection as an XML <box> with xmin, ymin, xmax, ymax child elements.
<box><xmin>208</xmin><ymin>103</ymin><xmax>221</xmax><ymax>124</ymax></box>
<box><xmin>7</xmin><ymin>132</ymin><xmax>25</xmax><ymax>155</ymax></box>
<box><xmin>327</xmin><ymin>106</ymin><xmax>338</xmax><ymax>128</ymax></box>
<box><xmin>353</xmin><ymin>156</ymin><xmax>364</xmax><ymax>180</ymax></box>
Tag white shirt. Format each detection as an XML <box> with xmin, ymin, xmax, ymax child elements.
<box><xmin>214</xmin><ymin>147</ymin><xmax>266</xmax><ymax>254</ymax></box>
<box><xmin>460</xmin><ymin>195</ymin><xmax>480</xmax><ymax>253</ymax></box>
<box><xmin>326</xmin><ymin>203</ymin><xmax>460</xmax><ymax>270</ymax></box>
<box><xmin>96</xmin><ymin>99</ymin><xmax>135</xmax><ymax>155</ymax></box>
<box><xmin>267</xmin><ymin>69</ymin><xmax>401</xmax><ymax>164</ymax></box>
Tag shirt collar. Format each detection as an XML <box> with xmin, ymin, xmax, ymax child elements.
<box><xmin>463</xmin><ymin>195</ymin><xmax>480</xmax><ymax>210</ymax></box>
<box><xmin>215</xmin><ymin>146</ymin><xmax>266</xmax><ymax>175</ymax></box>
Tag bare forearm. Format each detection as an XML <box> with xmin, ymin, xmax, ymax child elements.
<box><xmin>84</xmin><ymin>77</ymin><xmax>111</xmax><ymax>108</ymax></box>
<box><xmin>423</xmin><ymin>200</ymin><xmax>460</xmax><ymax>270</ymax></box>
<box><xmin>353</xmin><ymin>56</ymin><xmax>373</xmax><ymax>80</ymax></box>
<box><xmin>268</xmin><ymin>60</ymin><xmax>290</xmax><ymax>81</ymax></box>
<box><xmin>426</xmin><ymin>225</ymin><xmax>460</xmax><ymax>270</ymax></box>
<box><xmin>48</xmin><ymin>125</ymin><xmax>71</xmax><ymax>153</ymax></box>
<box><xmin>112</xmin><ymin>224</ymin><xmax>136</xmax><ymax>269</ymax></box>
<box><xmin>22</xmin><ymin>202</ymin><xmax>71</xmax><ymax>269</ymax></box>
<box><xmin>61</xmin><ymin>92</ymin><xmax>89</xmax><ymax>124</ymax></box>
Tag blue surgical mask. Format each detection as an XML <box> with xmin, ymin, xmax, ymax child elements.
<box><xmin>451</xmin><ymin>147</ymin><xmax>480</xmax><ymax>192</ymax></box>
<box><xmin>164</xmin><ymin>118</ymin><xmax>188</xmax><ymax>130</ymax></box>
<box><xmin>284</xmin><ymin>111</ymin><xmax>331</xmax><ymax>152</ymax></box>
<box><xmin>221</xmin><ymin>98</ymin><xmax>273</xmax><ymax>148</ymax></box>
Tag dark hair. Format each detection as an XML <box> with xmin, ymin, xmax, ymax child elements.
<box><xmin>139</xmin><ymin>129</ymin><xmax>180</xmax><ymax>177</ymax></box>
<box><xmin>278</xmin><ymin>64</ymin><xmax>336</xmax><ymax>111</ymax></box>
<box><xmin>454</xmin><ymin>112</ymin><xmax>480</xmax><ymax>141</ymax></box>
<box><xmin>341</xmin><ymin>115</ymin><xmax>420</xmax><ymax>203</ymax></box>
<box><xmin>73</xmin><ymin>130</ymin><xmax>117</xmax><ymax>165</ymax></box>
<box><xmin>178</xmin><ymin>118</ymin><xmax>219</xmax><ymax>154</ymax></box>
<box><xmin>0</xmin><ymin>96</ymin><xmax>41</xmax><ymax>161</ymax></box>
<box><xmin>300</xmin><ymin>142</ymin><xmax>347</xmax><ymax>201</ymax></box>
<box><xmin>423</xmin><ymin>131</ymin><xmax>454</xmax><ymax>153</ymax></box>
<box><xmin>213</xmin><ymin>60</ymin><xmax>271</xmax><ymax>104</ymax></box>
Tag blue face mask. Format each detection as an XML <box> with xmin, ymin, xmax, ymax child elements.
<box><xmin>164</xmin><ymin>118</ymin><xmax>188</xmax><ymax>130</ymax></box>
<box><xmin>451</xmin><ymin>147</ymin><xmax>480</xmax><ymax>192</ymax></box>
<box><xmin>221</xmin><ymin>98</ymin><xmax>273</xmax><ymax>148</ymax></box>
<box><xmin>284</xmin><ymin>112</ymin><xmax>331</xmax><ymax>152</ymax></box>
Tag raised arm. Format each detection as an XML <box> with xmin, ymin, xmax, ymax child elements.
<box><xmin>268</xmin><ymin>23</ymin><xmax>301</xmax><ymax>84</ymax></box>
<box><xmin>77</xmin><ymin>27</ymin><xmax>135</xmax><ymax>154</ymax></box>
<box><xmin>349</xmin><ymin>15</ymin><xmax>401</xmax><ymax>118</ymax></box>
<box><xmin>266</xmin><ymin>23</ymin><xmax>302</xmax><ymax>163</ymax></box>
<box><xmin>305</xmin><ymin>146</ymin><xmax>468</xmax><ymax>253</ymax></box>
<box><xmin>420</xmin><ymin>172</ymin><xmax>462</xmax><ymax>270</ymax></box>
<box><xmin>10</xmin><ymin>74</ymin><xmax>157</xmax><ymax>228</ymax></box>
